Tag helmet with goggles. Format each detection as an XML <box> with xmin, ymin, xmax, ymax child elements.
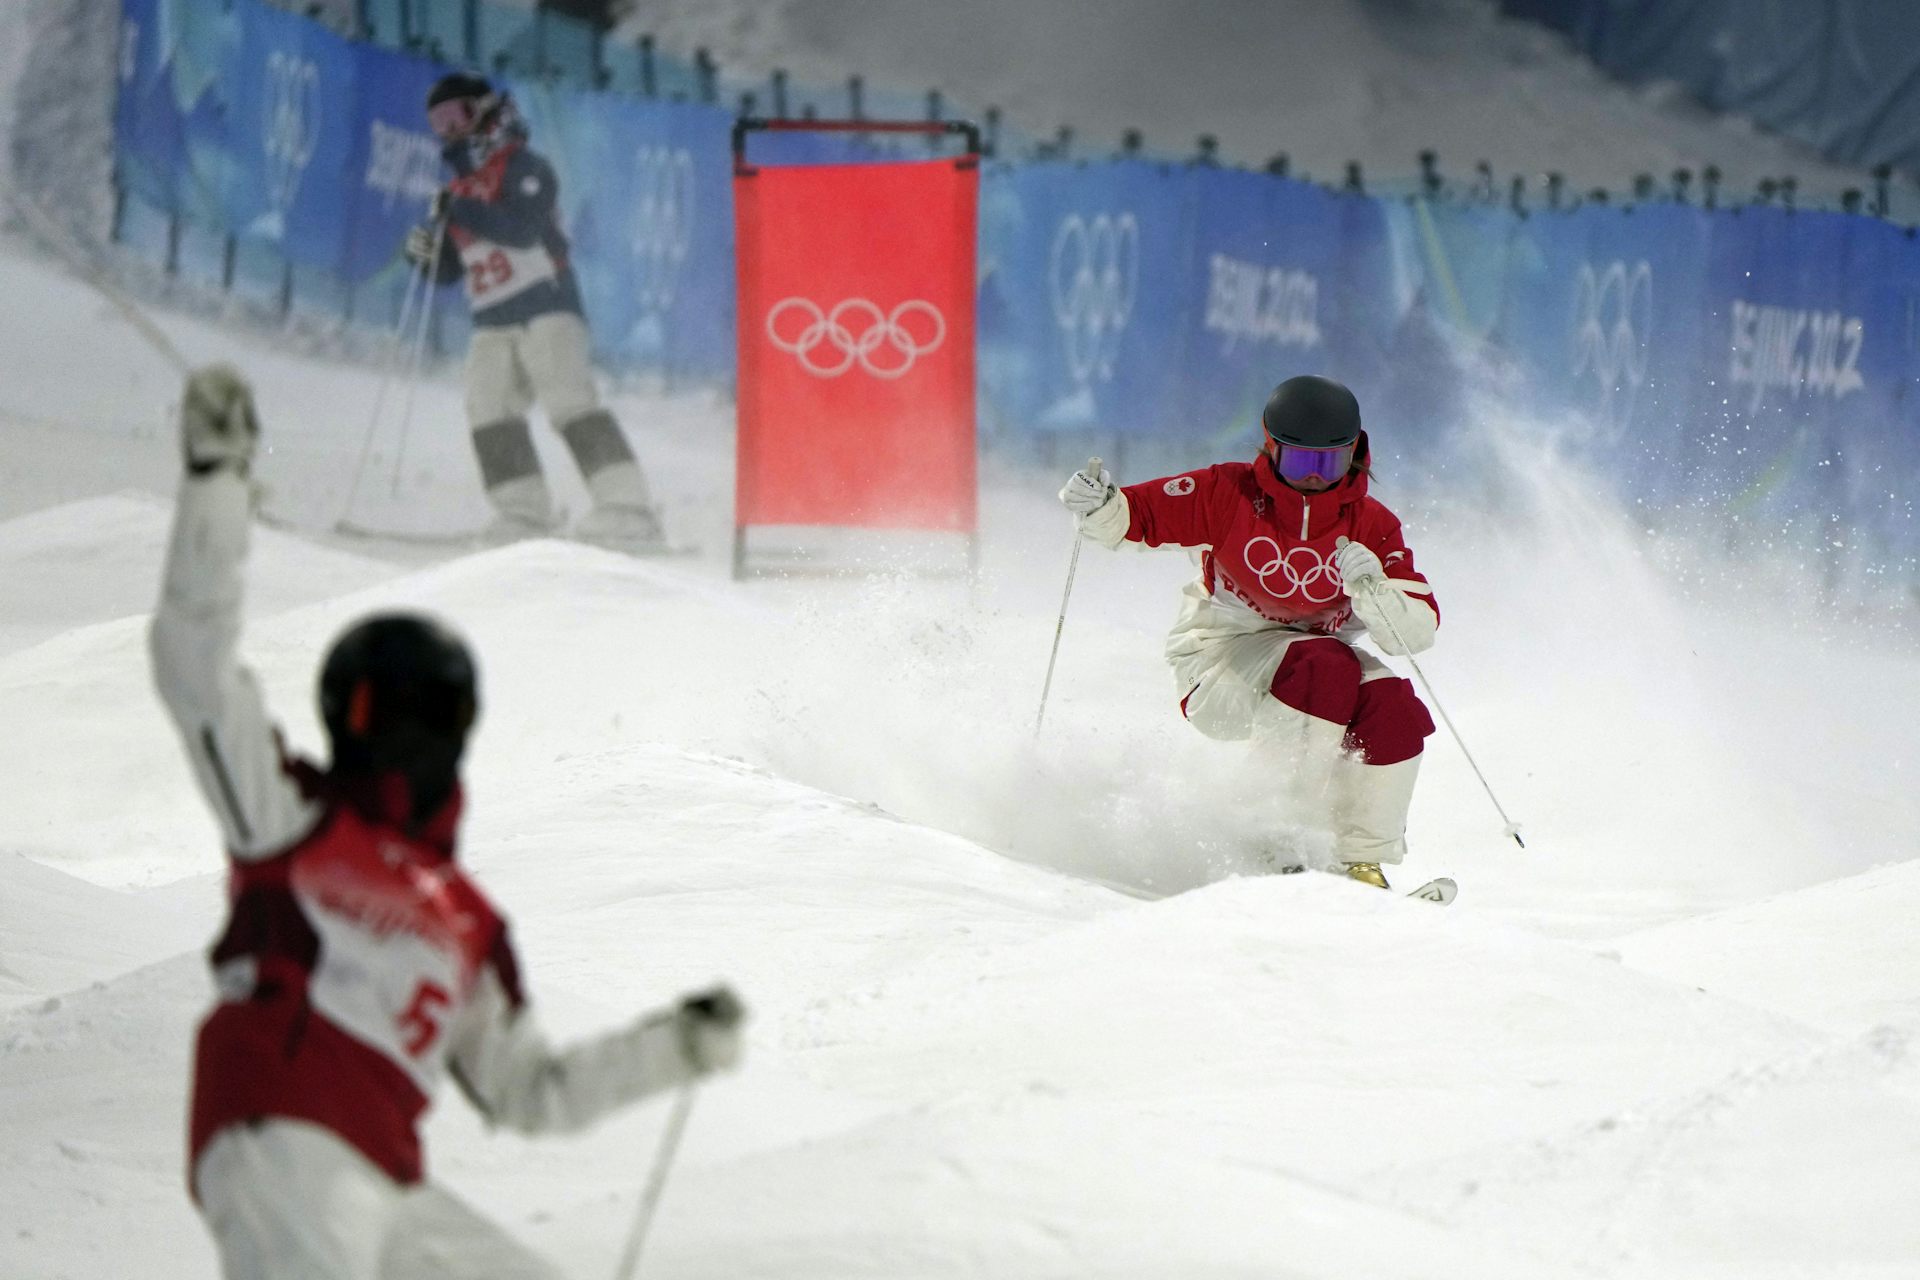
<box><xmin>1260</xmin><ymin>375</ymin><xmax>1361</xmax><ymax>490</ymax></box>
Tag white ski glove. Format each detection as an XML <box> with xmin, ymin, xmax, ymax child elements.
<box><xmin>1336</xmin><ymin>536</ymin><xmax>1436</xmax><ymax>656</ymax></box>
<box><xmin>179</xmin><ymin>364</ymin><xmax>259</xmax><ymax>476</ymax></box>
<box><xmin>1058</xmin><ymin>464</ymin><xmax>1130</xmax><ymax>547</ymax></box>
<box><xmin>674</xmin><ymin>985</ymin><xmax>746</xmax><ymax>1076</ymax></box>
<box><xmin>403</xmin><ymin>222</ymin><xmax>439</xmax><ymax>267</ymax></box>
<box><xmin>1058</xmin><ymin>464</ymin><xmax>1114</xmax><ymax>516</ymax></box>
<box><xmin>1334</xmin><ymin>536</ymin><xmax>1385</xmax><ymax>590</ymax></box>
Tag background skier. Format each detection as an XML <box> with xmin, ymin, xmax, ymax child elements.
<box><xmin>406</xmin><ymin>72</ymin><xmax>666</xmax><ymax>545</ymax></box>
<box><xmin>150</xmin><ymin>364</ymin><xmax>742</xmax><ymax>1278</ymax></box>
<box><xmin>1058</xmin><ymin>375</ymin><xmax>1440</xmax><ymax>886</ymax></box>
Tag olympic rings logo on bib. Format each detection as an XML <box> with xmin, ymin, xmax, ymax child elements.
<box><xmin>765</xmin><ymin>298</ymin><xmax>946</xmax><ymax>379</ymax></box>
<box><xmin>1243</xmin><ymin>536</ymin><xmax>1343</xmax><ymax>604</ymax></box>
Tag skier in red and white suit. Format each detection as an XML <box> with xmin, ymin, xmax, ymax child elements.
<box><xmin>1060</xmin><ymin>376</ymin><xmax>1439</xmax><ymax>886</ymax></box>
<box><xmin>149</xmin><ymin>366</ymin><xmax>744</xmax><ymax>1279</ymax></box>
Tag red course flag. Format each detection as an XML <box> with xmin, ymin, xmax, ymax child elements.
<box><xmin>733</xmin><ymin>155</ymin><xmax>978</xmax><ymax>552</ymax></box>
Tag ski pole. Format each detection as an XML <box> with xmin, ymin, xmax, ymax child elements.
<box><xmin>1336</xmin><ymin>536</ymin><xmax>1526</xmax><ymax>849</ymax></box>
<box><xmin>339</xmin><ymin>238</ymin><xmax>436</xmax><ymax>523</ymax></box>
<box><xmin>1035</xmin><ymin>456</ymin><xmax>1102</xmax><ymax>736</ymax></box>
<box><xmin>612</xmin><ymin>1082</ymin><xmax>698</xmax><ymax>1280</ymax></box>
<box><xmin>386</xmin><ymin>216</ymin><xmax>448</xmax><ymax>497</ymax></box>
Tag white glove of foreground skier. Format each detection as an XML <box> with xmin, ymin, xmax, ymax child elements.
<box><xmin>179</xmin><ymin>364</ymin><xmax>259</xmax><ymax>475</ymax></box>
<box><xmin>1336</xmin><ymin>536</ymin><xmax>1436</xmax><ymax>656</ymax></box>
<box><xmin>675</xmin><ymin>985</ymin><xmax>747</xmax><ymax>1075</ymax></box>
<box><xmin>1058</xmin><ymin>464</ymin><xmax>1115</xmax><ymax>516</ymax></box>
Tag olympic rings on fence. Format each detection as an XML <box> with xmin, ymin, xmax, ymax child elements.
<box><xmin>1049</xmin><ymin>212</ymin><xmax>1138</xmax><ymax>383</ymax></box>
<box><xmin>1571</xmin><ymin>260</ymin><xmax>1652</xmax><ymax>430</ymax></box>
<box><xmin>632</xmin><ymin>145</ymin><xmax>695</xmax><ymax>312</ymax></box>
<box><xmin>263</xmin><ymin>51</ymin><xmax>321</xmax><ymax>213</ymax></box>
<box><xmin>765</xmin><ymin>298</ymin><xmax>947</xmax><ymax>378</ymax></box>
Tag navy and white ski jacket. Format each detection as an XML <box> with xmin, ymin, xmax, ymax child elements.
<box><xmin>427</xmin><ymin>140</ymin><xmax>584</xmax><ymax>329</ymax></box>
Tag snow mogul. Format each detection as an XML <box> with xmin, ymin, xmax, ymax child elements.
<box><xmin>150</xmin><ymin>366</ymin><xmax>742</xmax><ymax>1278</ymax></box>
<box><xmin>405</xmin><ymin>72</ymin><xmax>666</xmax><ymax>546</ymax></box>
<box><xmin>1058</xmin><ymin>375</ymin><xmax>1439</xmax><ymax>887</ymax></box>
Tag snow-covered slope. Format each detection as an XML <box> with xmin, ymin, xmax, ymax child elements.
<box><xmin>0</xmin><ymin>491</ymin><xmax>398</xmax><ymax>655</ymax></box>
<box><xmin>2</xmin><ymin>525</ymin><xmax>1916</xmax><ymax>1276</ymax></box>
<box><xmin>1619</xmin><ymin>860</ymin><xmax>1920</xmax><ymax>1037</ymax></box>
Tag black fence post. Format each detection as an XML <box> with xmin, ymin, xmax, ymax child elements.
<box><xmin>1702</xmin><ymin>164</ymin><xmax>1721</xmax><ymax>211</ymax></box>
<box><xmin>1632</xmin><ymin>173</ymin><xmax>1654</xmax><ymax>203</ymax></box>
<box><xmin>462</xmin><ymin>0</ymin><xmax>477</xmax><ymax>64</ymax></box>
<box><xmin>1343</xmin><ymin>161</ymin><xmax>1364</xmax><ymax>195</ymax></box>
<box><xmin>771</xmin><ymin>68</ymin><xmax>788</xmax><ymax>117</ymax></box>
<box><xmin>1672</xmin><ymin>168</ymin><xmax>1693</xmax><ymax>203</ymax></box>
<box><xmin>1872</xmin><ymin>163</ymin><xmax>1892</xmax><ymax>217</ymax></box>
<box><xmin>1546</xmin><ymin>171</ymin><xmax>1564</xmax><ymax>211</ymax></box>
<box><xmin>983</xmin><ymin>105</ymin><xmax>1001</xmax><ymax>158</ymax></box>
<box><xmin>848</xmin><ymin>75</ymin><xmax>864</xmax><ymax>120</ymax></box>
<box><xmin>1265</xmin><ymin>152</ymin><xmax>1289</xmax><ymax>177</ymax></box>
<box><xmin>926</xmin><ymin>89</ymin><xmax>943</xmax><ymax>122</ymax></box>
<box><xmin>1509</xmin><ymin>175</ymin><xmax>1527</xmax><ymax>215</ymax></box>
<box><xmin>695</xmin><ymin>48</ymin><xmax>717</xmax><ymax>104</ymax></box>
<box><xmin>109</xmin><ymin>178</ymin><xmax>127</xmax><ymax>245</ymax></box>
<box><xmin>738</xmin><ymin>90</ymin><xmax>757</xmax><ymax>117</ymax></box>
<box><xmin>1120</xmin><ymin>128</ymin><xmax>1143</xmax><ymax>158</ymax></box>
<box><xmin>637</xmin><ymin>35</ymin><xmax>655</xmax><ymax>96</ymax></box>
<box><xmin>1419</xmin><ymin>149</ymin><xmax>1440</xmax><ymax>198</ymax></box>
<box><xmin>1194</xmin><ymin>134</ymin><xmax>1218</xmax><ymax>166</ymax></box>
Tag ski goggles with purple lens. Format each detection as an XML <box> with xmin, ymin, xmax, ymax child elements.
<box><xmin>1272</xmin><ymin>440</ymin><xmax>1356</xmax><ymax>486</ymax></box>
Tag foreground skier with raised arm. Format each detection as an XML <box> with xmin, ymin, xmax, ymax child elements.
<box><xmin>149</xmin><ymin>366</ymin><xmax>744</xmax><ymax>1279</ymax></box>
<box><xmin>1059</xmin><ymin>375</ymin><xmax>1440</xmax><ymax>887</ymax></box>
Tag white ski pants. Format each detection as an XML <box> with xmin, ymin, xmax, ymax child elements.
<box><xmin>463</xmin><ymin>312</ymin><xmax>654</xmax><ymax>524</ymax></box>
<box><xmin>1175</xmin><ymin>629</ymin><xmax>1434</xmax><ymax>865</ymax></box>
<box><xmin>465</xmin><ymin>311</ymin><xmax>601</xmax><ymax>430</ymax></box>
<box><xmin>195</xmin><ymin>1120</ymin><xmax>563</xmax><ymax>1280</ymax></box>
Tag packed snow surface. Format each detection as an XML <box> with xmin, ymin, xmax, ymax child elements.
<box><xmin>5</xmin><ymin>1</ymin><xmax>1920</xmax><ymax>1272</ymax></box>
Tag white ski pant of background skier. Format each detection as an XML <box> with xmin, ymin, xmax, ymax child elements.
<box><xmin>195</xmin><ymin>1120</ymin><xmax>562</xmax><ymax>1280</ymax></box>
<box><xmin>464</xmin><ymin>312</ymin><xmax>653</xmax><ymax>525</ymax></box>
<box><xmin>1174</xmin><ymin>626</ymin><xmax>1433</xmax><ymax>865</ymax></box>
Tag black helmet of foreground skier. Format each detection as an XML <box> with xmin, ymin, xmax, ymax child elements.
<box><xmin>149</xmin><ymin>365</ymin><xmax>744</xmax><ymax>1277</ymax></box>
<box><xmin>1058</xmin><ymin>375</ymin><xmax>1440</xmax><ymax>887</ymax></box>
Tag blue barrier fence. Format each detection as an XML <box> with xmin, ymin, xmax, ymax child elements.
<box><xmin>111</xmin><ymin>0</ymin><xmax>1920</xmax><ymax>563</ymax></box>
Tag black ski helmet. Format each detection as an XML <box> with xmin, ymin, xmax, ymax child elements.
<box><xmin>426</xmin><ymin>72</ymin><xmax>494</xmax><ymax>114</ymax></box>
<box><xmin>1261</xmin><ymin>375</ymin><xmax>1362</xmax><ymax>449</ymax></box>
<box><xmin>319</xmin><ymin>613</ymin><xmax>478</xmax><ymax>820</ymax></box>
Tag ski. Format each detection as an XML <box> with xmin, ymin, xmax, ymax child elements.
<box><xmin>1404</xmin><ymin>876</ymin><xmax>1457</xmax><ymax>905</ymax></box>
<box><xmin>334</xmin><ymin>519</ymin><xmax>525</xmax><ymax>548</ymax></box>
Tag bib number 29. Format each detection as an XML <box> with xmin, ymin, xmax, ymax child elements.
<box><xmin>466</xmin><ymin>249</ymin><xmax>514</xmax><ymax>298</ymax></box>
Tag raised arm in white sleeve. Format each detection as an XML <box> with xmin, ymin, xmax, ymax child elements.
<box><xmin>447</xmin><ymin>968</ymin><xmax>744</xmax><ymax>1135</ymax></box>
<box><xmin>147</xmin><ymin>370</ymin><xmax>319</xmax><ymax>860</ymax></box>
